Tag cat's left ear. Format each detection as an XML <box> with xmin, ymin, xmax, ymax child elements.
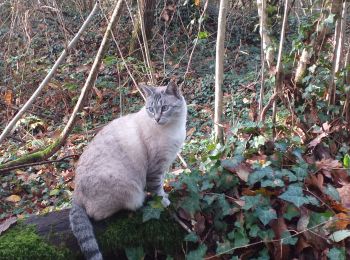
<box><xmin>139</xmin><ymin>84</ymin><xmax>155</xmax><ymax>97</ymax></box>
<box><xmin>165</xmin><ymin>81</ymin><xmax>181</xmax><ymax>99</ymax></box>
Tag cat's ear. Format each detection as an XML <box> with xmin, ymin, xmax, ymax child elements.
<box><xmin>165</xmin><ymin>81</ymin><xmax>181</xmax><ymax>99</ymax></box>
<box><xmin>139</xmin><ymin>84</ymin><xmax>155</xmax><ymax>97</ymax></box>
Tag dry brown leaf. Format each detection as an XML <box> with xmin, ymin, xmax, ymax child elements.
<box><xmin>333</xmin><ymin>213</ymin><xmax>350</xmax><ymax>230</ymax></box>
<box><xmin>0</xmin><ymin>217</ymin><xmax>17</xmax><ymax>235</ymax></box>
<box><xmin>186</xmin><ymin>127</ymin><xmax>196</xmax><ymax>138</ymax></box>
<box><xmin>161</xmin><ymin>10</ymin><xmax>170</xmax><ymax>22</ymax></box>
<box><xmin>4</xmin><ymin>90</ymin><xmax>13</xmax><ymax>105</ymax></box>
<box><xmin>93</xmin><ymin>86</ymin><xmax>103</xmax><ymax>103</ymax></box>
<box><xmin>315</xmin><ymin>158</ymin><xmax>341</xmax><ymax>178</ymax></box>
<box><xmin>5</xmin><ymin>195</ymin><xmax>21</xmax><ymax>203</ymax></box>
<box><xmin>337</xmin><ymin>183</ymin><xmax>350</xmax><ymax>210</ymax></box>
<box><xmin>308</xmin><ymin>132</ymin><xmax>327</xmax><ymax>148</ymax></box>
<box><xmin>297</xmin><ymin>208</ymin><xmax>310</xmax><ymax>231</ymax></box>
<box><xmin>305</xmin><ymin>173</ymin><xmax>324</xmax><ymax>191</ymax></box>
<box><xmin>194</xmin><ymin>213</ymin><xmax>206</xmax><ymax>235</ymax></box>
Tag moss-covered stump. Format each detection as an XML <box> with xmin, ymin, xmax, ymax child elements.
<box><xmin>0</xmin><ymin>209</ymin><xmax>185</xmax><ymax>260</ymax></box>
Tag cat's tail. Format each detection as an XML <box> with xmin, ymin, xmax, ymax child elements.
<box><xmin>69</xmin><ymin>203</ymin><xmax>103</xmax><ymax>260</ymax></box>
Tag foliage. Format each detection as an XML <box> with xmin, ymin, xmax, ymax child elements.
<box><xmin>0</xmin><ymin>225</ymin><xmax>71</xmax><ymax>259</ymax></box>
<box><xmin>1</xmin><ymin>0</ymin><xmax>350</xmax><ymax>259</ymax></box>
<box><xmin>172</xmin><ymin>122</ymin><xmax>349</xmax><ymax>258</ymax></box>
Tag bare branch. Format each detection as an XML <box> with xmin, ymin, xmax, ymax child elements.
<box><xmin>0</xmin><ymin>1</ymin><xmax>100</xmax><ymax>144</ymax></box>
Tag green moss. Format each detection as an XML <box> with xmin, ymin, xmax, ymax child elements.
<box><xmin>0</xmin><ymin>225</ymin><xmax>71</xmax><ymax>260</ymax></box>
<box><xmin>97</xmin><ymin>211</ymin><xmax>185</xmax><ymax>256</ymax></box>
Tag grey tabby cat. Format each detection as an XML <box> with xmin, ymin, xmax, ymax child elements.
<box><xmin>69</xmin><ymin>82</ymin><xmax>187</xmax><ymax>260</ymax></box>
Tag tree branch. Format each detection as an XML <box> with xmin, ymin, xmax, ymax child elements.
<box><xmin>0</xmin><ymin>1</ymin><xmax>100</xmax><ymax>144</ymax></box>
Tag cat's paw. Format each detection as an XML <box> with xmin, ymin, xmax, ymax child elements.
<box><xmin>161</xmin><ymin>197</ymin><xmax>171</xmax><ymax>207</ymax></box>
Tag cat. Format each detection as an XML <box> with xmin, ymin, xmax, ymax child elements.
<box><xmin>69</xmin><ymin>82</ymin><xmax>187</xmax><ymax>260</ymax></box>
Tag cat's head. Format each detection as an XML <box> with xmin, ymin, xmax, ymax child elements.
<box><xmin>140</xmin><ymin>82</ymin><xmax>185</xmax><ymax>125</ymax></box>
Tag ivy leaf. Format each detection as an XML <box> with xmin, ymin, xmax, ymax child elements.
<box><xmin>324</xmin><ymin>13</ymin><xmax>336</xmax><ymax>25</ymax></box>
<box><xmin>248</xmin><ymin>167</ymin><xmax>273</xmax><ymax>185</ymax></box>
<box><xmin>49</xmin><ymin>189</ymin><xmax>60</xmax><ymax>196</ymax></box>
<box><xmin>281</xmin><ymin>231</ymin><xmax>298</xmax><ymax>245</ymax></box>
<box><xmin>279</xmin><ymin>186</ymin><xmax>309</xmax><ymax>207</ymax></box>
<box><xmin>324</xmin><ymin>184</ymin><xmax>340</xmax><ymax>201</ymax></box>
<box><xmin>181</xmin><ymin>192</ymin><xmax>201</xmax><ymax>216</ymax></box>
<box><xmin>229</xmin><ymin>229</ymin><xmax>249</xmax><ymax>248</ymax></box>
<box><xmin>203</xmin><ymin>194</ymin><xmax>217</xmax><ymax>206</ymax></box>
<box><xmin>200</xmin><ymin>180</ymin><xmax>214</xmax><ymax>191</ymax></box>
<box><xmin>216</xmin><ymin>240</ymin><xmax>232</xmax><ymax>255</ymax></box>
<box><xmin>283</xmin><ymin>205</ymin><xmax>300</xmax><ymax>221</ymax></box>
<box><xmin>327</xmin><ymin>247</ymin><xmax>346</xmax><ymax>260</ymax></box>
<box><xmin>344</xmin><ymin>154</ymin><xmax>350</xmax><ymax>168</ymax></box>
<box><xmin>242</xmin><ymin>195</ymin><xmax>262</xmax><ymax>210</ymax></box>
<box><xmin>186</xmin><ymin>244</ymin><xmax>207</xmax><ymax>260</ymax></box>
<box><xmin>184</xmin><ymin>233</ymin><xmax>199</xmax><ymax>242</ymax></box>
<box><xmin>255</xmin><ymin>207</ymin><xmax>277</xmax><ymax>226</ymax></box>
<box><xmin>261</xmin><ymin>178</ymin><xmax>284</xmax><ymax>188</ymax></box>
<box><xmin>248</xmin><ymin>224</ymin><xmax>260</xmax><ymax>238</ymax></box>
<box><xmin>218</xmin><ymin>194</ymin><xmax>232</xmax><ymax>216</ymax></box>
<box><xmin>142</xmin><ymin>206</ymin><xmax>163</xmax><ymax>222</ymax></box>
<box><xmin>291</xmin><ymin>164</ymin><xmax>308</xmax><ymax>181</ymax></box>
<box><xmin>125</xmin><ymin>246</ymin><xmax>144</xmax><ymax>260</ymax></box>
<box><xmin>329</xmin><ymin>230</ymin><xmax>350</xmax><ymax>242</ymax></box>
<box><xmin>276</xmin><ymin>169</ymin><xmax>297</xmax><ymax>182</ymax></box>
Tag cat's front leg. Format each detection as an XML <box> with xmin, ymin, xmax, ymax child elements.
<box><xmin>146</xmin><ymin>174</ymin><xmax>170</xmax><ymax>207</ymax></box>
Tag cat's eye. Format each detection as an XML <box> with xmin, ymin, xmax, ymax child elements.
<box><xmin>148</xmin><ymin>107</ymin><xmax>154</xmax><ymax>113</ymax></box>
<box><xmin>161</xmin><ymin>105</ymin><xmax>169</xmax><ymax>112</ymax></box>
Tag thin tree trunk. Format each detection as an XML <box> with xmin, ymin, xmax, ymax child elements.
<box><xmin>328</xmin><ymin>0</ymin><xmax>346</xmax><ymax>107</ymax></box>
<box><xmin>137</xmin><ymin>0</ymin><xmax>155</xmax><ymax>84</ymax></box>
<box><xmin>129</xmin><ymin>0</ymin><xmax>156</xmax><ymax>57</ymax></box>
<box><xmin>214</xmin><ymin>0</ymin><xmax>228</xmax><ymax>143</ymax></box>
<box><xmin>271</xmin><ymin>0</ymin><xmax>289</xmax><ymax>133</ymax></box>
<box><xmin>0</xmin><ymin>1</ymin><xmax>100</xmax><ymax>145</ymax></box>
<box><xmin>257</xmin><ymin>0</ymin><xmax>274</xmax><ymax>69</ymax></box>
<box><xmin>258</xmin><ymin>0</ymin><xmax>266</xmax><ymax>120</ymax></box>
<box><xmin>0</xmin><ymin>0</ymin><xmax>125</xmax><ymax>170</ymax></box>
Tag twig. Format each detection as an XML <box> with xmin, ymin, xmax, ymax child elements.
<box><xmin>182</xmin><ymin>0</ymin><xmax>209</xmax><ymax>82</ymax></box>
<box><xmin>0</xmin><ymin>154</ymin><xmax>79</xmax><ymax>174</ymax></box>
<box><xmin>171</xmin><ymin>213</ymin><xmax>192</xmax><ymax>234</ymax></box>
<box><xmin>0</xmin><ymin>0</ymin><xmax>124</xmax><ymax>170</ymax></box>
<box><xmin>272</xmin><ymin>0</ymin><xmax>289</xmax><ymax>137</ymax></box>
<box><xmin>137</xmin><ymin>0</ymin><xmax>155</xmax><ymax>84</ymax></box>
<box><xmin>0</xmin><ymin>1</ymin><xmax>100</xmax><ymax>144</ymax></box>
<box><xmin>259</xmin><ymin>92</ymin><xmax>278</xmax><ymax>121</ymax></box>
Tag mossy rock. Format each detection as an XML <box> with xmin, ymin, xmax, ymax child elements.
<box><xmin>0</xmin><ymin>209</ymin><xmax>185</xmax><ymax>259</ymax></box>
<box><xmin>0</xmin><ymin>226</ymin><xmax>72</xmax><ymax>260</ymax></box>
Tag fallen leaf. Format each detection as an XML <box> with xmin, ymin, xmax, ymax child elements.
<box><xmin>329</xmin><ymin>230</ymin><xmax>350</xmax><ymax>242</ymax></box>
<box><xmin>0</xmin><ymin>217</ymin><xmax>17</xmax><ymax>235</ymax></box>
<box><xmin>5</xmin><ymin>195</ymin><xmax>21</xmax><ymax>203</ymax></box>
<box><xmin>93</xmin><ymin>86</ymin><xmax>103</xmax><ymax>103</ymax></box>
<box><xmin>194</xmin><ymin>213</ymin><xmax>205</xmax><ymax>235</ymax></box>
<box><xmin>308</xmin><ymin>132</ymin><xmax>327</xmax><ymax>148</ymax></box>
<box><xmin>316</xmin><ymin>158</ymin><xmax>341</xmax><ymax>178</ymax></box>
<box><xmin>334</xmin><ymin>213</ymin><xmax>350</xmax><ymax>230</ymax></box>
<box><xmin>4</xmin><ymin>90</ymin><xmax>13</xmax><ymax>105</ymax></box>
<box><xmin>337</xmin><ymin>183</ymin><xmax>350</xmax><ymax>210</ymax></box>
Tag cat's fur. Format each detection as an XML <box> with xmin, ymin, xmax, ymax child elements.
<box><xmin>69</xmin><ymin>82</ymin><xmax>187</xmax><ymax>260</ymax></box>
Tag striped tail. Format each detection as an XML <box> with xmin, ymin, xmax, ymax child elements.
<box><xmin>69</xmin><ymin>203</ymin><xmax>103</xmax><ymax>260</ymax></box>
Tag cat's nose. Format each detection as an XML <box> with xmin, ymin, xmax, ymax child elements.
<box><xmin>155</xmin><ymin>117</ymin><xmax>160</xmax><ymax>122</ymax></box>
